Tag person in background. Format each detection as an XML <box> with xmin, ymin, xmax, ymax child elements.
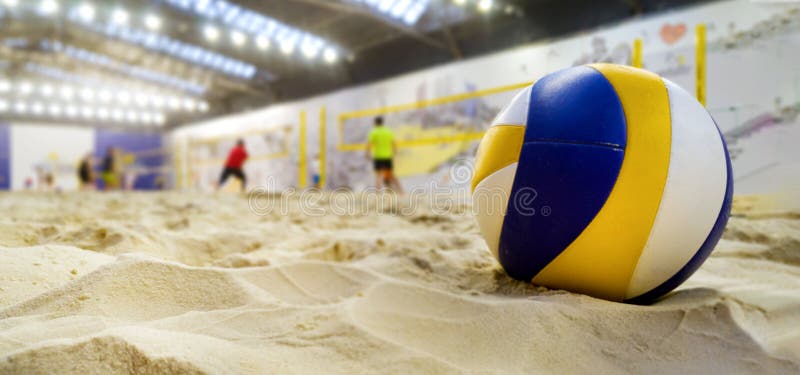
<box><xmin>77</xmin><ymin>153</ymin><xmax>94</xmax><ymax>190</ymax></box>
<box><xmin>101</xmin><ymin>147</ymin><xmax>120</xmax><ymax>190</ymax></box>
<box><xmin>218</xmin><ymin>139</ymin><xmax>248</xmax><ymax>192</ymax></box>
<box><xmin>366</xmin><ymin>116</ymin><xmax>403</xmax><ymax>193</ymax></box>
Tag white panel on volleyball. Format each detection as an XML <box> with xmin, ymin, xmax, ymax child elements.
<box><xmin>625</xmin><ymin>80</ymin><xmax>728</xmax><ymax>299</ymax></box>
<box><xmin>473</xmin><ymin>163</ymin><xmax>518</xmax><ymax>259</ymax></box>
<box><xmin>491</xmin><ymin>85</ymin><xmax>532</xmax><ymax>128</ymax></box>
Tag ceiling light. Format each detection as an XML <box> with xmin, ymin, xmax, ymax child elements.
<box><xmin>40</xmin><ymin>84</ymin><xmax>54</xmax><ymax>97</ymax></box>
<box><xmin>77</xmin><ymin>3</ymin><xmax>95</xmax><ymax>22</ymax></box>
<box><xmin>112</xmin><ymin>108</ymin><xmax>124</xmax><ymax>121</ymax></box>
<box><xmin>154</xmin><ymin>113</ymin><xmax>166</xmax><ymax>125</ymax></box>
<box><xmin>256</xmin><ymin>35</ymin><xmax>270</xmax><ymax>50</ymax></box>
<box><xmin>111</xmin><ymin>8</ymin><xmax>129</xmax><ymax>25</ymax></box>
<box><xmin>60</xmin><ymin>85</ymin><xmax>74</xmax><ymax>100</ymax></box>
<box><xmin>19</xmin><ymin>82</ymin><xmax>33</xmax><ymax>95</ymax></box>
<box><xmin>66</xmin><ymin>105</ymin><xmax>79</xmax><ymax>117</ymax></box>
<box><xmin>144</xmin><ymin>14</ymin><xmax>162</xmax><ymax>30</ymax></box>
<box><xmin>14</xmin><ymin>102</ymin><xmax>28</xmax><ymax>114</ymax></box>
<box><xmin>280</xmin><ymin>40</ymin><xmax>295</xmax><ymax>55</ymax></box>
<box><xmin>98</xmin><ymin>89</ymin><xmax>112</xmax><ymax>102</ymax></box>
<box><xmin>117</xmin><ymin>91</ymin><xmax>131</xmax><ymax>104</ymax></box>
<box><xmin>0</xmin><ymin>100</ymin><xmax>8</xmax><ymax>112</ymax></box>
<box><xmin>81</xmin><ymin>106</ymin><xmax>95</xmax><ymax>119</ymax></box>
<box><xmin>126</xmin><ymin>110</ymin><xmax>138</xmax><ymax>123</ymax></box>
<box><xmin>31</xmin><ymin>102</ymin><xmax>45</xmax><ymax>115</ymax></box>
<box><xmin>301</xmin><ymin>43</ymin><xmax>319</xmax><ymax>59</ymax></box>
<box><xmin>168</xmin><ymin>97</ymin><xmax>181</xmax><ymax>110</ymax></box>
<box><xmin>478</xmin><ymin>0</ymin><xmax>492</xmax><ymax>12</ymax></box>
<box><xmin>97</xmin><ymin>108</ymin><xmax>109</xmax><ymax>119</ymax></box>
<box><xmin>453</xmin><ymin>0</ymin><xmax>465</xmax><ymax>5</ymax></box>
<box><xmin>2</xmin><ymin>0</ymin><xmax>19</xmax><ymax>8</ymax></box>
<box><xmin>183</xmin><ymin>98</ymin><xmax>197</xmax><ymax>111</ymax></box>
<box><xmin>135</xmin><ymin>92</ymin><xmax>149</xmax><ymax>106</ymax></box>
<box><xmin>204</xmin><ymin>25</ymin><xmax>220</xmax><ymax>42</ymax></box>
<box><xmin>230</xmin><ymin>30</ymin><xmax>246</xmax><ymax>47</ymax></box>
<box><xmin>0</xmin><ymin>80</ymin><xmax>11</xmax><ymax>92</ymax></box>
<box><xmin>198</xmin><ymin>101</ymin><xmax>209</xmax><ymax>112</ymax></box>
<box><xmin>80</xmin><ymin>87</ymin><xmax>95</xmax><ymax>101</ymax></box>
<box><xmin>39</xmin><ymin>0</ymin><xmax>58</xmax><ymax>14</ymax></box>
<box><xmin>48</xmin><ymin>103</ymin><xmax>62</xmax><ymax>116</ymax></box>
<box><xmin>140</xmin><ymin>112</ymin><xmax>153</xmax><ymax>124</ymax></box>
<box><xmin>323</xmin><ymin>48</ymin><xmax>337</xmax><ymax>64</ymax></box>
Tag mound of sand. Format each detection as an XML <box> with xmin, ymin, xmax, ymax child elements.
<box><xmin>0</xmin><ymin>192</ymin><xmax>798</xmax><ymax>374</ymax></box>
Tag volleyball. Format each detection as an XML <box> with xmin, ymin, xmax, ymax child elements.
<box><xmin>471</xmin><ymin>64</ymin><xmax>733</xmax><ymax>303</ymax></box>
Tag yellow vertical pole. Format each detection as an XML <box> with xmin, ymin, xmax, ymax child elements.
<box><xmin>632</xmin><ymin>38</ymin><xmax>643</xmax><ymax>68</ymax></box>
<box><xmin>695</xmin><ymin>24</ymin><xmax>706</xmax><ymax>106</ymax></box>
<box><xmin>298</xmin><ymin>111</ymin><xmax>307</xmax><ymax>188</ymax></box>
<box><xmin>318</xmin><ymin>107</ymin><xmax>326</xmax><ymax>189</ymax></box>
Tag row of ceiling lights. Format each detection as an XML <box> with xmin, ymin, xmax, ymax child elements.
<box><xmin>0</xmin><ymin>99</ymin><xmax>167</xmax><ymax>126</ymax></box>
<box><xmin>163</xmin><ymin>0</ymin><xmax>341</xmax><ymax>64</ymax></box>
<box><xmin>0</xmin><ymin>80</ymin><xmax>209</xmax><ymax>112</ymax></box>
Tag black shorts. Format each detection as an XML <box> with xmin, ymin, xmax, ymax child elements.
<box><xmin>219</xmin><ymin>167</ymin><xmax>246</xmax><ymax>184</ymax></box>
<box><xmin>373</xmin><ymin>159</ymin><xmax>393</xmax><ymax>171</ymax></box>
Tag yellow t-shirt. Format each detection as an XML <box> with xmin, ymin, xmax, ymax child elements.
<box><xmin>368</xmin><ymin>126</ymin><xmax>394</xmax><ymax>159</ymax></box>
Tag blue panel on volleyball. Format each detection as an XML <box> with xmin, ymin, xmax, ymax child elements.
<box><xmin>526</xmin><ymin>66</ymin><xmax>627</xmax><ymax>148</ymax></box>
<box><xmin>498</xmin><ymin>141</ymin><xmax>623</xmax><ymax>281</ymax></box>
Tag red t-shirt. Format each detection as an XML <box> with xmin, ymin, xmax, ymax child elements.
<box><xmin>225</xmin><ymin>146</ymin><xmax>248</xmax><ymax>168</ymax></box>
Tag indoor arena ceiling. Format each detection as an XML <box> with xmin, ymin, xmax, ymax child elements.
<box><xmin>0</xmin><ymin>0</ymin><xmax>718</xmax><ymax>128</ymax></box>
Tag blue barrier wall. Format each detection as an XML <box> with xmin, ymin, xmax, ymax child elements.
<box><xmin>94</xmin><ymin>129</ymin><xmax>164</xmax><ymax>190</ymax></box>
<box><xmin>0</xmin><ymin>124</ymin><xmax>9</xmax><ymax>190</ymax></box>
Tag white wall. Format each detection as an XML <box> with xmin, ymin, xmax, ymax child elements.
<box><xmin>10</xmin><ymin>123</ymin><xmax>94</xmax><ymax>191</ymax></box>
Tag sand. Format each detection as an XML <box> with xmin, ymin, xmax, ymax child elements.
<box><xmin>0</xmin><ymin>192</ymin><xmax>798</xmax><ymax>374</ymax></box>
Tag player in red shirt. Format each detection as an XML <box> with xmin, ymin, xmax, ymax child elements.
<box><xmin>218</xmin><ymin>139</ymin><xmax>248</xmax><ymax>192</ymax></box>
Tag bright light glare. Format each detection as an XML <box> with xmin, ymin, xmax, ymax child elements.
<box><xmin>39</xmin><ymin>0</ymin><xmax>58</xmax><ymax>14</ymax></box>
<box><xmin>230</xmin><ymin>30</ymin><xmax>246</xmax><ymax>47</ymax></box>
<box><xmin>14</xmin><ymin>102</ymin><xmax>28</xmax><ymax>114</ymax></box>
<box><xmin>19</xmin><ymin>82</ymin><xmax>33</xmax><ymax>95</ymax></box>
<box><xmin>168</xmin><ymin>97</ymin><xmax>181</xmax><ymax>109</ymax></box>
<box><xmin>0</xmin><ymin>100</ymin><xmax>8</xmax><ymax>112</ymax></box>
<box><xmin>117</xmin><ymin>92</ymin><xmax>131</xmax><ymax>104</ymax></box>
<box><xmin>144</xmin><ymin>14</ymin><xmax>162</xmax><ymax>30</ymax></box>
<box><xmin>98</xmin><ymin>89</ymin><xmax>112</xmax><ymax>102</ymax></box>
<box><xmin>280</xmin><ymin>41</ymin><xmax>295</xmax><ymax>55</ymax></box>
<box><xmin>198</xmin><ymin>101</ymin><xmax>209</xmax><ymax>112</ymax></box>
<box><xmin>31</xmin><ymin>102</ymin><xmax>45</xmax><ymax>115</ymax></box>
<box><xmin>323</xmin><ymin>48</ymin><xmax>337</xmax><ymax>64</ymax></box>
<box><xmin>204</xmin><ymin>25</ymin><xmax>220</xmax><ymax>42</ymax></box>
<box><xmin>453</xmin><ymin>0</ymin><xmax>466</xmax><ymax>5</ymax></box>
<box><xmin>60</xmin><ymin>85</ymin><xmax>74</xmax><ymax>100</ymax></box>
<box><xmin>40</xmin><ymin>84</ymin><xmax>54</xmax><ymax>97</ymax></box>
<box><xmin>478</xmin><ymin>0</ymin><xmax>492</xmax><ymax>12</ymax></box>
<box><xmin>48</xmin><ymin>103</ymin><xmax>61</xmax><ymax>116</ymax></box>
<box><xmin>2</xmin><ymin>0</ymin><xmax>19</xmax><ymax>8</ymax></box>
<box><xmin>66</xmin><ymin>105</ymin><xmax>78</xmax><ymax>117</ymax></box>
<box><xmin>80</xmin><ymin>87</ymin><xmax>95</xmax><ymax>101</ymax></box>
<box><xmin>81</xmin><ymin>106</ymin><xmax>95</xmax><ymax>119</ymax></box>
<box><xmin>0</xmin><ymin>80</ymin><xmax>9</xmax><ymax>92</ymax></box>
<box><xmin>256</xmin><ymin>35</ymin><xmax>270</xmax><ymax>50</ymax></box>
<box><xmin>111</xmin><ymin>8</ymin><xmax>129</xmax><ymax>25</ymax></box>
<box><xmin>77</xmin><ymin>3</ymin><xmax>95</xmax><ymax>22</ymax></box>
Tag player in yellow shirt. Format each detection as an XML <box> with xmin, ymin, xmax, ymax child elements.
<box><xmin>366</xmin><ymin>116</ymin><xmax>403</xmax><ymax>192</ymax></box>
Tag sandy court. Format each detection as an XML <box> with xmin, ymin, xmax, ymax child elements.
<box><xmin>0</xmin><ymin>192</ymin><xmax>797</xmax><ymax>374</ymax></box>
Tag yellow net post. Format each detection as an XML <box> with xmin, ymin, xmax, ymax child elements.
<box><xmin>298</xmin><ymin>110</ymin><xmax>307</xmax><ymax>188</ymax></box>
<box><xmin>695</xmin><ymin>24</ymin><xmax>706</xmax><ymax>106</ymax></box>
<box><xmin>632</xmin><ymin>38</ymin><xmax>643</xmax><ymax>68</ymax></box>
<box><xmin>318</xmin><ymin>107</ymin><xmax>326</xmax><ymax>189</ymax></box>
